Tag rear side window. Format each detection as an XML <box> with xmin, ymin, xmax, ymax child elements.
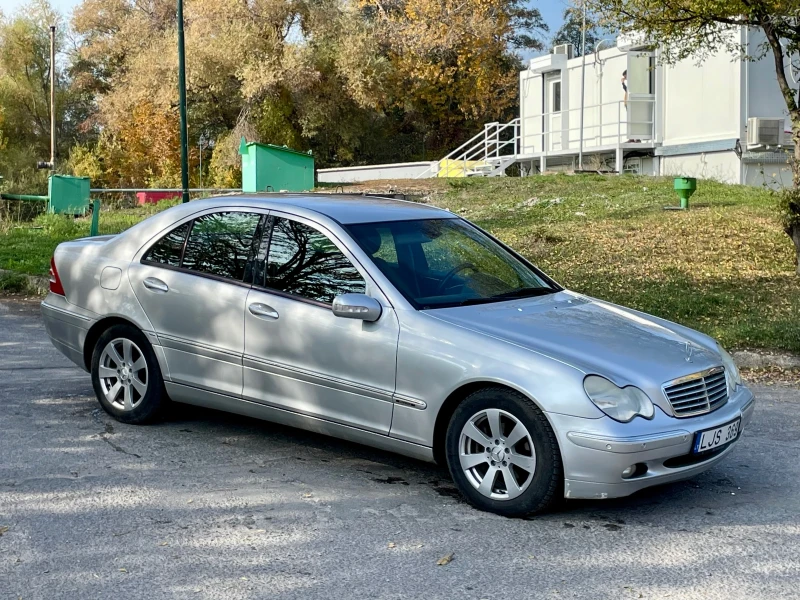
<box><xmin>143</xmin><ymin>222</ymin><xmax>190</xmax><ymax>267</ymax></box>
<box><xmin>182</xmin><ymin>212</ymin><xmax>262</xmax><ymax>281</ymax></box>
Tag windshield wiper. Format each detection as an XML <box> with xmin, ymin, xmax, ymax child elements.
<box><xmin>459</xmin><ymin>287</ymin><xmax>555</xmax><ymax>306</ymax></box>
<box><xmin>490</xmin><ymin>287</ymin><xmax>556</xmax><ymax>300</ymax></box>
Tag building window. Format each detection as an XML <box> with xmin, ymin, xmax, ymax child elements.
<box><xmin>552</xmin><ymin>81</ymin><xmax>562</xmax><ymax>113</ymax></box>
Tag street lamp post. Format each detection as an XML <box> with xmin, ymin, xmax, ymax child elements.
<box><xmin>177</xmin><ymin>0</ymin><xmax>190</xmax><ymax>203</ymax></box>
<box><xmin>578</xmin><ymin>1</ymin><xmax>587</xmax><ymax>170</ymax></box>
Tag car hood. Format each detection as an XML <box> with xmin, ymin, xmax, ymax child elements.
<box><xmin>427</xmin><ymin>291</ymin><xmax>721</xmax><ymax>387</ymax></box>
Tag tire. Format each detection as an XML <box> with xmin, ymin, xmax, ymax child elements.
<box><xmin>445</xmin><ymin>387</ymin><xmax>563</xmax><ymax>517</ymax></box>
<box><xmin>90</xmin><ymin>324</ymin><xmax>167</xmax><ymax>424</ymax></box>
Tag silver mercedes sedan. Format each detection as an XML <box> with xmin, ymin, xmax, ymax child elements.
<box><xmin>42</xmin><ymin>194</ymin><xmax>755</xmax><ymax>516</ymax></box>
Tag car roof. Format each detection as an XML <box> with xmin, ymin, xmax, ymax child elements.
<box><xmin>211</xmin><ymin>193</ymin><xmax>455</xmax><ymax>225</ymax></box>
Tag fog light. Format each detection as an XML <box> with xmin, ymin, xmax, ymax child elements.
<box><xmin>622</xmin><ymin>463</ymin><xmax>647</xmax><ymax>479</ymax></box>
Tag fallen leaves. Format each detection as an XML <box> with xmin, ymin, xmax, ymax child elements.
<box><xmin>436</xmin><ymin>552</ymin><xmax>454</xmax><ymax>566</ymax></box>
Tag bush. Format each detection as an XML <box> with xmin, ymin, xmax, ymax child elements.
<box><xmin>778</xmin><ymin>187</ymin><xmax>800</xmax><ymax>234</ymax></box>
<box><xmin>0</xmin><ymin>272</ymin><xmax>27</xmax><ymax>293</ymax></box>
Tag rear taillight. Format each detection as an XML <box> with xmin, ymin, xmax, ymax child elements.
<box><xmin>49</xmin><ymin>256</ymin><xmax>65</xmax><ymax>296</ymax></box>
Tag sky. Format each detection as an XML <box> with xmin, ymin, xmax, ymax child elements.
<box><xmin>1</xmin><ymin>0</ymin><xmax>569</xmax><ymax>47</ymax></box>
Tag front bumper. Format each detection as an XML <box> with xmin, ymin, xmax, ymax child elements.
<box><xmin>550</xmin><ymin>384</ymin><xmax>756</xmax><ymax>499</ymax></box>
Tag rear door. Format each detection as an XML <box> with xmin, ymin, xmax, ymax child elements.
<box><xmin>129</xmin><ymin>210</ymin><xmax>265</xmax><ymax>396</ymax></box>
<box><xmin>242</xmin><ymin>213</ymin><xmax>399</xmax><ymax>434</ymax></box>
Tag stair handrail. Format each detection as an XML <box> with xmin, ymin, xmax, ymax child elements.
<box><xmin>414</xmin><ymin>118</ymin><xmax>521</xmax><ymax>178</ymax></box>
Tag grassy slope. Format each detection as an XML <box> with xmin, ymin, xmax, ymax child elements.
<box><xmin>431</xmin><ymin>175</ymin><xmax>799</xmax><ymax>353</ymax></box>
<box><xmin>1</xmin><ymin>175</ymin><xmax>797</xmax><ymax>352</ymax></box>
<box><xmin>0</xmin><ymin>201</ymin><xmax>179</xmax><ymax>276</ymax></box>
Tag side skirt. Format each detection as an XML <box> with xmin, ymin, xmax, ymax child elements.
<box><xmin>165</xmin><ymin>382</ymin><xmax>435</xmax><ymax>463</ymax></box>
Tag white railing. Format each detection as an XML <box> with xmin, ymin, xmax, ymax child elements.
<box><xmin>519</xmin><ymin>98</ymin><xmax>656</xmax><ymax>156</ymax></box>
<box><xmin>418</xmin><ymin>98</ymin><xmax>656</xmax><ymax>178</ymax></box>
<box><xmin>415</xmin><ymin>119</ymin><xmax>520</xmax><ymax>178</ymax></box>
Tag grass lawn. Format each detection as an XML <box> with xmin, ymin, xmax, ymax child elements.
<box><xmin>1</xmin><ymin>174</ymin><xmax>798</xmax><ymax>353</ymax></box>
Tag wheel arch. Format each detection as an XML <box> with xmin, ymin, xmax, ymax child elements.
<box><xmin>431</xmin><ymin>381</ymin><xmax>550</xmax><ymax>466</ymax></box>
<box><xmin>83</xmin><ymin>316</ymin><xmax>146</xmax><ymax>370</ymax></box>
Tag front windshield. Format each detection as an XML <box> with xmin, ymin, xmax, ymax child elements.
<box><xmin>347</xmin><ymin>218</ymin><xmax>558</xmax><ymax>309</ymax></box>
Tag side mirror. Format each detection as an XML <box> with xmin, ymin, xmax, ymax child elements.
<box><xmin>332</xmin><ymin>293</ymin><xmax>382</xmax><ymax>322</ymax></box>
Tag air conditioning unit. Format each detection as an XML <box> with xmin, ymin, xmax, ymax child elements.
<box><xmin>747</xmin><ymin>117</ymin><xmax>785</xmax><ymax>148</ymax></box>
<box><xmin>553</xmin><ymin>44</ymin><xmax>574</xmax><ymax>59</ymax></box>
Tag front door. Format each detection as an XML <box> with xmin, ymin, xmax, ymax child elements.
<box><xmin>242</xmin><ymin>213</ymin><xmax>398</xmax><ymax>434</ymax></box>
<box><xmin>129</xmin><ymin>210</ymin><xmax>264</xmax><ymax>396</ymax></box>
<box><xmin>547</xmin><ymin>76</ymin><xmax>562</xmax><ymax>151</ymax></box>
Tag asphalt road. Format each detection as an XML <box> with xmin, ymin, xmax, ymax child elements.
<box><xmin>1</xmin><ymin>298</ymin><xmax>799</xmax><ymax>600</ymax></box>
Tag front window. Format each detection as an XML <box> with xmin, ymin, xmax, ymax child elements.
<box><xmin>262</xmin><ymin>216</ymin><xmax>366</xmax><ymax>304</ymax></box>
<box><xmin>347</xmin><ymin>218</ymin><xmax>557</xmax><ymax>309</ymax></box>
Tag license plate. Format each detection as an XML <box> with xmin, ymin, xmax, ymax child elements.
<box><xmin>693</xmin><ymin>418</ymin><xmax>741</xmax><ymax>454</ymax></box>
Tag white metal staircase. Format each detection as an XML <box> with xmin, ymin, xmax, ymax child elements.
<box><xmin>416</xmin><ymin>120</ymin><xmax>520</xmax><ymax>178</ymax></box>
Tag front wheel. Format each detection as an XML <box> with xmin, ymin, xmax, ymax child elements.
<box><xmin>445</xmin><ymin>387</ymin><xmax>563</xmax><ymax>517</ymax></box>
<box><xmin>91</xmin><ymin>324</ymin><xmax>167</xmax><ymax>424</ymax></box>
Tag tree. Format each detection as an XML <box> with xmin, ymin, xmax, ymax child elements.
<box><xmin>359</xmin><ymin>0</ymin><xmax>547</xmax><ymax>150</ymax></box>
<box><xmin>587</xmin><ymin>0</ymin><xmax>800</xmax><ymax>273</ymax></box>
<box><xmin>552</xmin><ymin>6</ymin><xmax>602</xmax><ymax>56</ymax></box>
<box><xmin>0</xmin><ymin>0</ymin><xmax>94</xmax><ymax>190</ymax></box>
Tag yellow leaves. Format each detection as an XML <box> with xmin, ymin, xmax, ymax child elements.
<box><xmin>436</xmin><ymin>552</ymin><xmax>454</xmax><ymax>566</ymax></box>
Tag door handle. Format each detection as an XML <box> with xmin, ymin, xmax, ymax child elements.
<box><xmin>143</xmin><ymin>277</ymin><xmax>169</xmax><ymax>293</ymax></box>
<box><xmin>248</xmin><ymin>303</ymin><xmax>279</xmax><ymax>320</ymax></box>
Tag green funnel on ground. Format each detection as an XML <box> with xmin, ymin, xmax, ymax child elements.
<box><xmin>673</xmin><ymin>177</ymin><xmax>697</xmax><ymax>210</ymax></box>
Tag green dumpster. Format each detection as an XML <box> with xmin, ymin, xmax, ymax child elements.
<box><xmin>49</xmin><ymin>175</ymin><xmax>90</xmax><ymax>215</ymax></box>
<box><xmin>240</xmin><ymin>140</ymin><xmax>314</xmax><ymax>193</ymax></box>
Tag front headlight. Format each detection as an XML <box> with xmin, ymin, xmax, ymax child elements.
<box><xmin>717</xmin><ymin>344</ymin><xmax>742</xmax><ymax>393</ymax></box>
<box><xmin>583</xmin><ymin>376</ymin><xmax>655</xmax><ymax>423</ymax></box>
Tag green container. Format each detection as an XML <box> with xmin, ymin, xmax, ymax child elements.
<box><xmin>240</xmin><ymin>140</ymin><xmax>314</xmax><ymax>193</ymax></box>
<box><xmin>48</xmin><ymin>175</ymin><xmax>90</xmax><ymax>215</ymax></box>
<box><xmin>673</xmin><ymin>177</ymin><xmax>697</xmax><ymax>209</ymax></box>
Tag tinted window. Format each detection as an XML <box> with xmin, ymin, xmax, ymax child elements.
<box><xmin>143</xmin><ymin>222</ymin><xmax>190</xmax><ymax>267</ymax></box>
<box><xmin>347</xmin><ymin>218</ymin><xmax>554</xmax><ymax>309</ymax></box>
<box><xmin>182</xmin><ymin>212</ymin><xmax>262</xmax><ymax>281</ymax></box>
<box><xmin>264</xmin><ymin>217</ymin><xmax>366</xmax><ymax>304</ymax></box>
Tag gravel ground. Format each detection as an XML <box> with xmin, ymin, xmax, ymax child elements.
<box><xmin>1</xmin><ymin>298</ymin><xmax>799</xmax><ymax>600</ymax></box>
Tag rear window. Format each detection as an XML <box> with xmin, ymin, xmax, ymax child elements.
<box><xmin>142</xmin><ymin>223</ymin><xmax>190</xmax><ymax>267</ymax></box>
<box><xmin>181</xmin><ymin>212</ymin><xmax>262</xmax><ymax>281</ymax></box>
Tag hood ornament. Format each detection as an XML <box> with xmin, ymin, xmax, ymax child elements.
<box><xmin>684</xmin><ymin>342</ymin><xmax>694</xmax><ymax>362</ymax></box>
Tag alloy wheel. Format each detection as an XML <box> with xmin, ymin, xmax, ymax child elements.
<box><xmin>98</xmin><ymin>338</ymin><xmax>148</xmax><ymax>411</ymax></box>
<box><xmin>458</xmin><ymin>408</ymin><xmax>537</xmax><ymax>500</ymax></box>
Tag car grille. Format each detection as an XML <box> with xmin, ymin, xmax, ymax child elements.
<box><xmin>663</xmin><ymin>367</ymin><xmax>728</xmax><ymax>417</ymax></box>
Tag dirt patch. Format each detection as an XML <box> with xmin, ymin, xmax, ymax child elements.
<box><xmin>0</xmin><ymin>295</ymin><xmax>44</xmax><ymax>316</ymax></box>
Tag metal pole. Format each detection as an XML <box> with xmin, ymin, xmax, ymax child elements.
<box><xmin>49</xmin><ymin>25</ymin><xmax>56</xmax><ymax>171</ymax></box>
<box><xmin>177</xmin><ymin>0</ymin><xmax>190</xmax><ymax>203</ymax></box>
<box><xmin>90</xmin><ymin>199</ymin><xmax>101</xmax><ymax>236</ymax></box>
<box><xmin>578</xmin><ymin>2</ymin><xmax>587</xmax><ymax>170</ymax></box>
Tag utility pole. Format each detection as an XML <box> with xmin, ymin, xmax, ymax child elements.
<box><xmin>578</xmin><ymin>1</ymin><xmax>587</xmax><ymax>170</ymax></box>
<box><xmin>50</xmin><ymin>25</ymin><xmax>56</xmax><ymax>171</ymax></box>
<box><xmin>177</xmin><ymin>0</ymin><xmax>190</xmax><ymax>203</ymax></box>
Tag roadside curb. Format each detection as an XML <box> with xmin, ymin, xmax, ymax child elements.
<box><xmin>733</xmin><ymin>350</ymin><xmax>800</xmax><ymax>370</ymax></box>
<box><xmin>0</xmin><ymin>269</ymin><xmax>49</xmax><ymax>296</ymax></box>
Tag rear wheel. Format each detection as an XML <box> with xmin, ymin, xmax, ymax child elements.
<box><xmin>91</xmin><ymin>324</ymin><xmax>167</xmax><ymax>424</ymax></box>
<box><xmin>445</xmin><ymin>387</ymin><xmax>563</xmax><ymax>517</ymax></box>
